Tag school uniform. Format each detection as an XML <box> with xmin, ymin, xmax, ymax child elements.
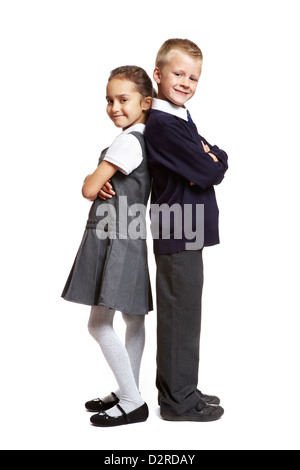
<box><xmin>62</xmin><ymin>124</ymin><xmax>153</xmax><ymax>316</ymax></box>
<box><xmin>145</xmin><ymin>99</ymin><xmax>228</xmax><ymax>417</ymax></box>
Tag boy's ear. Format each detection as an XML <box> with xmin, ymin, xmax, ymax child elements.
<box><xmin>153</xmin><ymin>67</ymin><xmax>161</xmax><ymax>85</ymax></box>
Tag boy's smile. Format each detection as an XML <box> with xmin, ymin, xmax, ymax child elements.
<box><xmin>153</xmin><ymin>51</ymin><xmax>202</xmax><ymax>107</ymax></box>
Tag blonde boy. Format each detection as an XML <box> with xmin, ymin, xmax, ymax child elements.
<box><xmin>145</xmin><ymin>39</ymin><xmax>228</xmax><ymax>422</ymax></box>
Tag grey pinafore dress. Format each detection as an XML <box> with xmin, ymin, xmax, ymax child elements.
<box><xmin>62</xmin><ymin>131</ymin><xmax>153</xmax><ymax>315</ymax></box>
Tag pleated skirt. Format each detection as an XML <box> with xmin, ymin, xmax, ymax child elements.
<box><xmin>62</xmin><ymin>228</ymin><xmax>153</xmax><ymax>315</ymax></box>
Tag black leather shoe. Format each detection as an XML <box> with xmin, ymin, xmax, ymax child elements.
<box><xmin>196</xmin><ymin>390</ymin><xmax>221</xmax><ymax>406</ymax></box>
<box><xmin>85</xmin><ymin>392</ymin><xmax>119</xmax><ymax>412</ymax></box>
<box><xmin>90</xmin><ymin>403</ymin><xmax>149</xmax><ymax>427</ymax></box>
<box><xmin>161</xmin><ymin>399</ymin><xmax>224</xmax><ymax>422</ymax></box>
<box><xmin>158</xmin><ymin>390</ymin><xmax>220</xmax><ymax>406</ymax></box>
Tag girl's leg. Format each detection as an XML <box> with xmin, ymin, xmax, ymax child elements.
<box><xmin>122</xmin><ymin>312</ymin><xmax>145</xmax><ymax>389</ymax></box>
<box><xmin>88</xmin><ymin>305</ymin><xmax>144</xmax><ymax>417</ymax></box>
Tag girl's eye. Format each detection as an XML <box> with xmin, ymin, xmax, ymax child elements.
<box><xmin>121</xmin><ymin>99</ymin><xmax>127</xmax><ymax>103</ymax></box>
<box><xmin>175</xmin><ymin>73</ymin><xmax>181</xmax><ymax>77</ymax></box>
<box><xmin>190</xmin><ymin>77</ymin><xmax>198</xmax><ymax>82</ymax></box>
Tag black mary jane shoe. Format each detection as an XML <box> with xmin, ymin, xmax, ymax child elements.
<box><xmin>85</xmin><ymin>392</ymin><xmax>119</xmax><ymax>412</ymax></box>
<box><xmin>90</xmin><ymin>403</ymin><xmax>149</xmax><ymax>427</ymax></box>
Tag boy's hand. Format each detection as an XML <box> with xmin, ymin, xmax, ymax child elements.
<box><xmin>201</xmin><ymin>140</ymin><xmax>219</xmax><ymax>162</ymax></box>
<box><xmin>98</xmin><ymin>181</ymin><xmax>115</xmax><ymax>200</ymax></box>
<box><xmin>189</xmin><ymin>140</ymin><xmax>219</xmax><ymax>186</ymax></box>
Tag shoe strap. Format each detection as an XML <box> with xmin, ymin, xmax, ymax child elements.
<box><xmin>116</xmin><ymin>404</ymin><xmax>128</xmax><ymax>422</ymax></box>
<box><xmin>196</xmin><ymin>399</ymin><xmax>207</xmax><ymax>411</ymax></box>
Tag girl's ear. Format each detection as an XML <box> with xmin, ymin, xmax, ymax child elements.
<box><xmin>142</xmin><ymin>96</ymin><xmax>152</xmax><ymax>111</ymax></box>
<box><xmin>153</xmin><ymin>67</ymin><xmax>161</xmax><ymax>85</ymax></box>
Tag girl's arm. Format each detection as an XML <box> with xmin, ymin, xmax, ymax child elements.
<box><xmin>82</xmin><ymin>161</ymin><xmax>119</xmax><ymax>201</ymax></box>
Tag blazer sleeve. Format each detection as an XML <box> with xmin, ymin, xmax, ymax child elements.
<box><xmin>146</xmin><ymin>114</ymin><xmax>228</xmax><ymax>189</ymax></box>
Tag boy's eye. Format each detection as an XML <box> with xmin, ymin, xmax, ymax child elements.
<box><xmin>121</xmin><ymin>99</ymin><xmax>127</xmax><ymax>103</ymax></box>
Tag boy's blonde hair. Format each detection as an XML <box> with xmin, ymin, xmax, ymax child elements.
<box><xmin>155</xmin><ymin>38</ymin><xmax>203</xmax><ymax>68</ymax></box>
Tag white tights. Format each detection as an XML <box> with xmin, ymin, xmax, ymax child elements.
<box><xmin>88</xmin><ymin>305</ymin><xmax>145</xmax><ymax>416</ymax></box>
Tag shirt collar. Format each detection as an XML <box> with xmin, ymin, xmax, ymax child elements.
<box><xmin>122</xmin><ymin>123</ymin><xmax>145</xmax><ymax>135</ymax></box>
<box><xmin>152</xmin><ymin>98</ymin><xmax>188</xmax><ymax>121</ymax></box>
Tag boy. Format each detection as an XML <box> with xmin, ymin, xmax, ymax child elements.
<box><xmin>144</xmin><ymin>39</ymin><xmax>228</xmax><ymax>422</ymax></box>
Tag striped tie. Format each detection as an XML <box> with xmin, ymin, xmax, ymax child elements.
<box><xmin>187</xmin><ymin>110</ymin><xmax>193</xmax><ymax>122</ymax></box>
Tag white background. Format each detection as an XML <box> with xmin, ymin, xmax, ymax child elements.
<box><xmin>1</xmin><ymin>0</ymin><xmax>299</xmax><ymax>450</ymax></box>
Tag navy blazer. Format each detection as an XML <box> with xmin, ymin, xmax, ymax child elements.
<box><xmin>145</xmin><ymin>109</ymin><xmax>228</xmax><ymax>254</ymax></box>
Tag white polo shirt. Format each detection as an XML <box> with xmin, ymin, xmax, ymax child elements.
<box><xmin>104</xmin><ymin>123</ymin><xmax>145</xmax><ymax>175</ymax></box>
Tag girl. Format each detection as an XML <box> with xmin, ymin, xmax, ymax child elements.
<box><xmin>62</xmin><ymin>66</ymin><xmax>154</xmax><ymax>427</ymax></box>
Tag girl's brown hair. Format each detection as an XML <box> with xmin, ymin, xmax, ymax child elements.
<box><xmin>108</xmin><ymin>66</ymin><xmax>156</xmax><ymax>99</ymax></box>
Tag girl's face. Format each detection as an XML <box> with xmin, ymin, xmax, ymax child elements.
<box><xmin>106</xmin><ymin>78</ymin><xmax>151</xmax><ymax>130</ymax></box>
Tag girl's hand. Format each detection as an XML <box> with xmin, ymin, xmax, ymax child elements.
<box><xmin>98</xmin><ymin>181</ymin><xmax>116</xmax><ymax>200</ymax></box>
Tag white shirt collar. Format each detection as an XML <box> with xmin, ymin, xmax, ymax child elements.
<box><xmin>122</xmin><ymin>123</ymin><xmax>145</xmax><ymax>135</ymax></box>
<box><xmin>152</xmin><ymin>98</ymin><xmax>188</xmax><ymax>121</ymax></box>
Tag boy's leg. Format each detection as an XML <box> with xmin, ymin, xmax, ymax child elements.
<box><xmin>155</xmin><ymin>249</ymin><xmax>203</xmax><ymax>417</ymax></box>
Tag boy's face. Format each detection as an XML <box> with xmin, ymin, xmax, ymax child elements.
<box><xmin>154</xmin><ymin>50</ymin><xmax>202</xmax><ymax>107</ymax></box>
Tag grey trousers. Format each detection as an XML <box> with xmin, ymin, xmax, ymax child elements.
<box><xmin>155</xmin><ymin>249</ymin><xmax>204</xmax><ymax>416</ymax></box>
